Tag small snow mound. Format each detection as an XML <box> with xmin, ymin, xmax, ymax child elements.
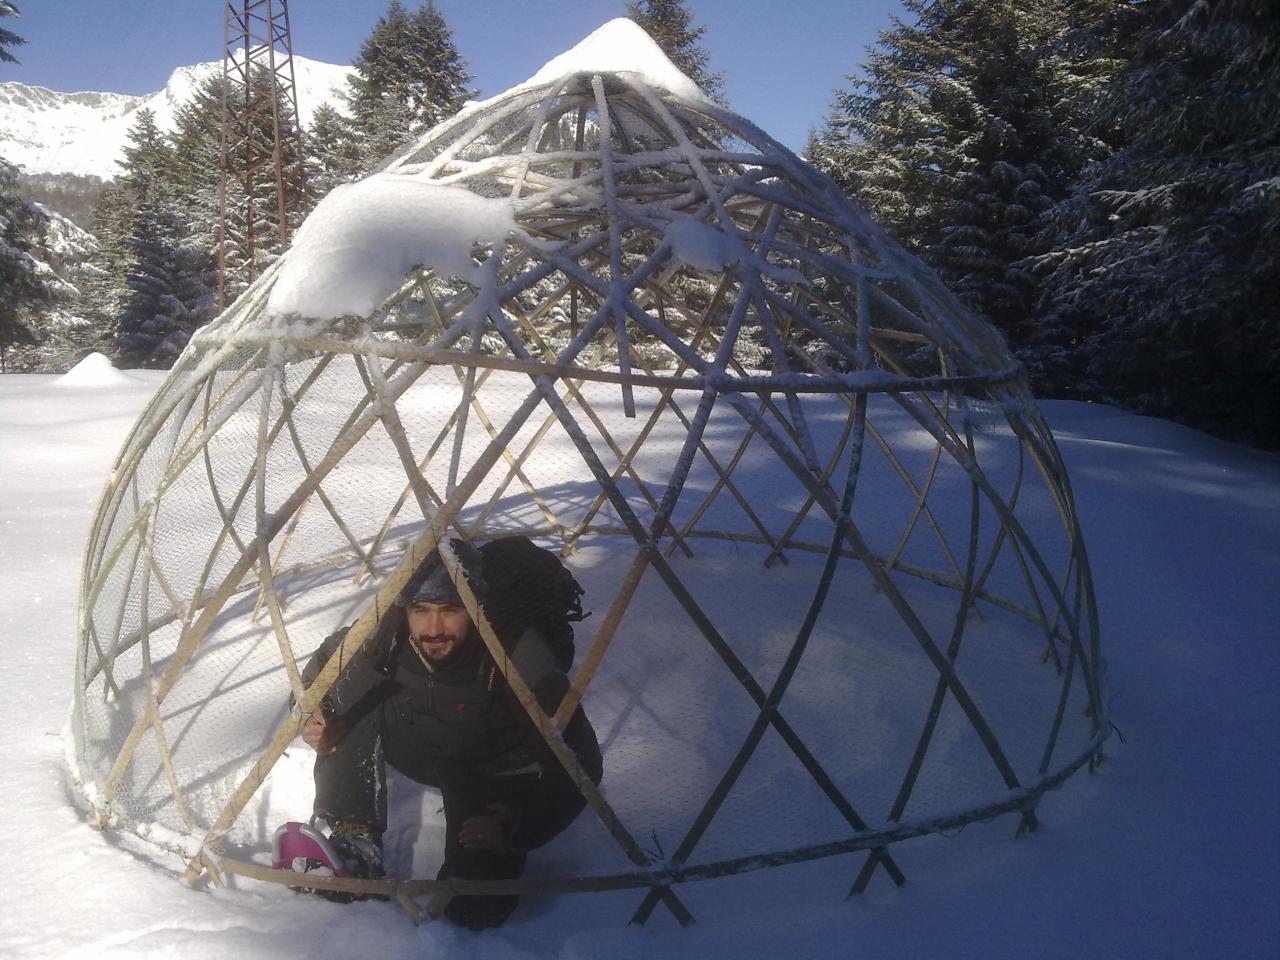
<box><xmin>55</xmin><ymin>352</ymin><xmax>131</xmax><ymax>387</ymax></box>
<box><xmin>266</xmin><ymin>175</ymin><xmax>515</xmax><ymax>321</ymax></box>
<box><xmin>524</xmin><ymin>17</ymin><xmax>709</xmax><ymax>104</ymax></box>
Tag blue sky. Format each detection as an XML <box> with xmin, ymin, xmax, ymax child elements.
<box><xmin>4</xmin><ymin>0</ymin><xmax>905</xmax><ymax>151</ymax></box>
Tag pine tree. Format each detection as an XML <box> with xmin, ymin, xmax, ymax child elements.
<box><xmin>4</xmin><ymin>200</ymin><xmax>103</xmax><ymax>372</ymax></box>
<box><xmin>118</xmin><ymin>109</ymin><xmax>171</xmax><ymax>202</ymax></box>
<box><xmin>115</xmin><ymin>196</ymin><xmax>215</xmax><ymax>369</ymax></box>
<box><xmin>307</xmin><ymin>102</ymin><xmax>363</xmax><ymax>197</ymax></box>
<box><xmin>626</xmin><ymin>0</ymin><xmax>725</xmax><ymax>102</ymax></box>
<box><xmin>815</xmin><ymin>0</ymin><xmax>1109</xmax><ymax>343</ymax></box>
<box><xmin>345</xmin><ymin>1</ymin><xmax>474</xmax><ymax>171</ymax></box>
<box><xmin>1029</xmin><ymin>0</ymin><xmax>1280</xmax><ymax>446</ymax></box>
<box><xmin>0</xmin><ymin>158</ymin><xmax>53</xmax><ymax>370</ymax></box>
<box><xmin>166</xmin><ymin>76</ymin><xmax>227</xmax><ymax>251</ymax></box>
<box><xmin>69</xmin><ymin>110</ymin><xmax>174</xmax><ymax>365</ymax></box>
<box><xmin>0</xmin><ymin>1</ymin><xmax>26</xmax><ymax>64</ymax></box>
<box><xmin>76</xmin><ymin>106</ymin><xmax>219</xmax><ymax>367</ymax></box>
<box><xmin>74</xmin><ymin>182</ymin><xmax>136</xmax><ymax>351</ymax></box>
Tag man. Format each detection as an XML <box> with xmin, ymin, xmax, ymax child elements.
<box><xmin>299</xmin><ymin>539</ymin><xmax>602</xmax><ymax>930</ymax></box>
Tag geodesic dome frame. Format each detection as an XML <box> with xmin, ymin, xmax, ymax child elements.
<box><xmin>73</xmin><ymin>24</ymin><xmax>1107</xmax><ymax>926</ymax></box>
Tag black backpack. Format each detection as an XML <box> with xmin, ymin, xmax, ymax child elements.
<box><xmin>479</xmin><ymin>537</ymin><xmax>587</xmax><ymax>672</ymax></box>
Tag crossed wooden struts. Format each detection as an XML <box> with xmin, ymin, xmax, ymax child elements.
<box><xmin>75</xmin><ymin>67</ymin><xmax>1106</xmax><ymax>926</ymax></box>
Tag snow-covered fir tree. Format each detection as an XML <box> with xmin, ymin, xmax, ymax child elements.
<box><xmin>1027</xmin><ymin>0</ymin><xmax>1280</xmax><ymax>446</ymax></box>
<box><xmin>165</xmin><ymin>75</ymin><xmax>227</xmax><ymax>253</ymax></box>
<box><xmin>72</xmin><ymin>111</ymin><xmax>169</xmax><ymax>361</ymax></box>
<box><xmin>815</xmin><ymin>0</ymin><xmax>1111</xmax><ymax>344</ymax></box>
<box><xmin>626</xmin><ymin>0</ymin><xmax>724</xmax><ymax>102</ymax></box>
<box><xmin>75</xmin><ymin>106</ymin><xmax>219</xmax><ymax>368</ymax></box>
<box><xmin>307</xmin><ymin>102</ymin><xmax>363</xmax><ymax>197</ymax></box>
<box><xmin>9</xmin><ymin>205</ymin><xmax>104</xmax><ymax>371</ymax></box>
<box><xmin>0</xmin><ymin>0</ymin><xmax>25</xmax><ymax>64</ymax></box>
<box><xmin>0</xmin><ymin>157</ymin><xmax>53</xmax><ymax>370</ymax></box>
<box><xmin>115</xmin><ymin>195</ymin><xmax>215</xmax><ymax>369</ymax></box>
<box><xmin>74</xmin><ymin>182</ymin><xmax>135</xmax><ymax>352</ymax></box>
<box><xmin>345</xmin><ymin>0</ymin><xmax>473</xmax><ymax>172</ymax></box>
<box><xmin>72</xmin><ymin>68</ymin><xmax>311</xmax><ymax>365</ymax></box>
<box><xmin>117</xmin><ymin>109</ymin><xmax>170</xmax><ymax>203</ymax></box>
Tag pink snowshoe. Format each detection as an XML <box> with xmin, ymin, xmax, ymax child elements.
<box><xmin>272</xmin><ymin>820</ymin><xmax>350</xmax><ymax>876</ymax></box>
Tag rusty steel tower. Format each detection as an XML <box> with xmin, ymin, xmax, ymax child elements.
<box><xmin>218</xmin><ymin>0</ymin><xmax>306</xmax><ymax>308</ymax></box>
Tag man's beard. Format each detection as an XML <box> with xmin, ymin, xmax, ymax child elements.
<box><xmin>412</xmin><ymin>625</ymin><xmax>478</xmax><ymax>667</ymax></box>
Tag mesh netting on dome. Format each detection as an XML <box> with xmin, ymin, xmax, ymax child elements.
<box><xmin>71</xmin><ymin>19</ymin><xmax>1107</xmax><ymax>926</ymax></box>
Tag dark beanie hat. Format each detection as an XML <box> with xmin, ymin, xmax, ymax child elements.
<box><xmin>395</xmin><ymin>539</ymin><xmax>487</xmax><ymax>607</ymax></box>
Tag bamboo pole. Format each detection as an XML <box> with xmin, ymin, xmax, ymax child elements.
<box><xmin>661</xmin><ymin>392</ymin><xmax>782</xmax><ymax>558</ymax></box>
<box><xmin>881</xmin><ymin>420</ymin><xmax>987</xmax><ymax>832</ymax></box>
<box><xmin>249</xmin><ymin>358</ymin><xmax>307</xmax><ymax>705</ymax></box>
<box><xmin>85</xmin><ymin>346</ymin><xmax>286</xmax><ymax>628</ymax></box>
<box><xmin>592</xmin><ymin>76</ymin><xmax>636</xmax><ymax>419</ymax></box>
<box><xmin>98</xmin><ymin>520</ymin><xmax>144</xmax><ymax>703</ymax></box>
<box><xmin>137</xmin><ymin>512</ymin><xmax>198</xmax><ymax>833</ymax></box>
<box><xmin>274</xmin><ymin>365</ymin><xmax>378</xmax><ymax>577</ymax></box>
<box><xmin>553</xmin><ymin>266</ymin><xmax>737</xmax><ymax>550</ymax></box>
<box><xmin>762</xmin><ymin>397</ymin><xmax>855</xmax><ymax>568</ymax></box>
<box><xmin>500</xmin><ymin>295</ymin><xmax>675</xmax><ymax>541</ymax></box>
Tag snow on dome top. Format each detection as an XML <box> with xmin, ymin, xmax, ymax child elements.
<box><xmin>263</xmin><ymin>20</ymin><xmax>705</xmax><ymax>326</ymax></box>
<box><xmin>523</xmin><ymin>17</ymin><xmax>709</xmax><ymax>104</ymax></box>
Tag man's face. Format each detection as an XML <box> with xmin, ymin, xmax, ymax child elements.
<box><xmin>407</xmin><ymin>601</ymin><xmax>473</xmax><ymax>662</ymax></box>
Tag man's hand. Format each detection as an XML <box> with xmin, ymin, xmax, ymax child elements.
<box><xmin>301</xmin><ymin>709</ymin><xmax>343</xmax><ymax>755</ymax></box>
<box><xmin>458</xmin><ymin>804</ymin><xmax>513</xmax><ymax>852</ymax></box>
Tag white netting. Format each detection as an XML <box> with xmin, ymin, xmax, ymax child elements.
<box><xmin>72</xmin><ymin>19</ymin><xmax>1105</xmax><ymax>923</ymax></box>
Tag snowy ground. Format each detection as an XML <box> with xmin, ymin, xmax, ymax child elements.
<box><xmin>1</xmin><ymin>362</ymin><xmax>1277</xmax><ymax>959</ymax></box>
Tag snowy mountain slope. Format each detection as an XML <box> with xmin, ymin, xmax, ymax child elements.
<box><xmin>0</xmin><ymin>54</ymin><xmax>353</xmax><ymax>180</ymax></box>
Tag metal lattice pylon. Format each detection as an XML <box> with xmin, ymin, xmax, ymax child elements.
<box><xmin>218</xmin><ymin>0</ymin><xmax>306</xmax><ymax>308</ymax></box>
<box><xmin>73</xmin><ymin>20</ymin><xmax>1107</xmax><ymax>928</ymax></box>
